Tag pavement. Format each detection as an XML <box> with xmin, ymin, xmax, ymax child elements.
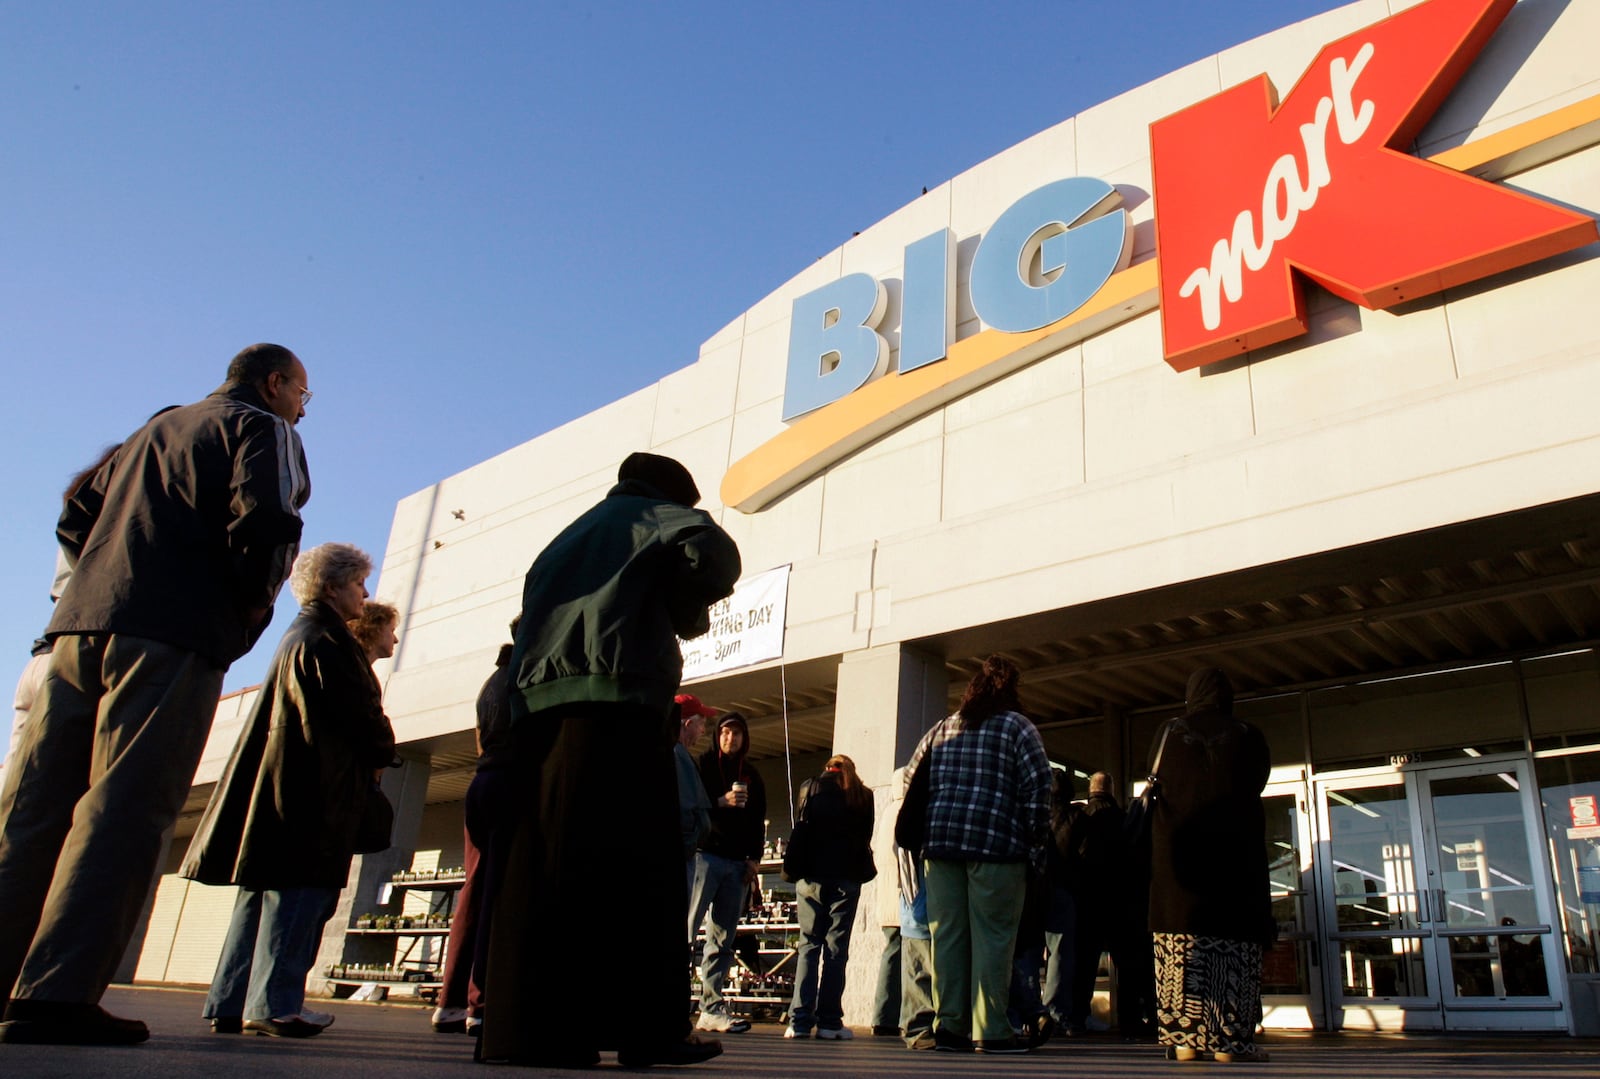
<box><xmin>0</xmin><ymin>985</ymin><xmax>1595</xmax><ymax>1078</ymax></box>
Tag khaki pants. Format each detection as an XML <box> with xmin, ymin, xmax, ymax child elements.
<box><xmin>0</xmin><ymin>635</ymin><xmax>222</xmax><ymax>1004</ymax></box>
<box><xmin>925</xmin><ymin>857</ymin><xmax>1027</xmax><ymax>1043</ymax></box>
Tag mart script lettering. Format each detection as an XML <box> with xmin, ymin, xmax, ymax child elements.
<box><xmin>1178</xmin><ymin>44</ymin><xmax>1375</xmax><ymax>332</ymax></box>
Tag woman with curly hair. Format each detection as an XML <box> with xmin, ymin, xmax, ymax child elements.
<box><xmin>905</xmin><ymin>655</ymin><xmax>1051</xmax><ymax>1054</ymax></box>
<box><xmin>182</xmin><ymin>543</ymin><xmax>395</xmax><ymax>1038</ymax></box>
<box><xmin>782</xmin><ymin>754</ymin><xmax>876</xmax><ymax>1039</ymax></box>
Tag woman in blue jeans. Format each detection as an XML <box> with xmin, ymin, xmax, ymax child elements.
<box><xmin>783</xmin><ymin>755</ymin><xmax>875</xmax><ymax>1039</ymax></box>
<box><xmin>181</xmin><ymin>544</ymin><xmax>396</xmax><ymax>1038</ymax></box>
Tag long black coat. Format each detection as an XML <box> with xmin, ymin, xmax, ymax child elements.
<box><xmin>181</xmin><ymin>600</ymin><xmax>395</xmax><ymax>889</ymax></box>
<box><xmin>1147</xmin><ymin>673</ymin><xmax>1272</xmax><ymax>943</ymax></box>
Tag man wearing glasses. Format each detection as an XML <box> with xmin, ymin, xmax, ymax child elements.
<box><xmin>0</xmin><ymin>344</ymin><xmax>312</xmax><ymax>1046</ymax></box>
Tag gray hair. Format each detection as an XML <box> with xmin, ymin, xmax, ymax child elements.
<box><xmin>290</xmin><ymin>542</ymin><xmax>372</xmax><ymax>605</ymax></box>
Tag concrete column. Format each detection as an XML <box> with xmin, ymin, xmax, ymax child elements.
<box><xmin>829</xmin><ymin>642</ymin><xmax>947</xmax><ymax>1027</ymax></box>
<box><xmin>309</xmin><ymin>748</ymin><xmax>433</xmax><ymax>994</ymax></box>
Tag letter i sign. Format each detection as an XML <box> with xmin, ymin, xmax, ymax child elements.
<box><xmin>1150</xmin><ymin>0</ymin><xmax>1597</xmax><ymax>372</ymax></box>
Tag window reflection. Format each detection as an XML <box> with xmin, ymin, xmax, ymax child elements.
<box><xmin>1534</xmin><ymin>749</ymin><xmax>1600</xmax><ymax>975</ymax></box>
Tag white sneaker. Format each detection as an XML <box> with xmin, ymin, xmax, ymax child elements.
<box><xmin>816</xmin><ymin>1026</ymin><xmax>854</xmax><ymax>1040</ymax></box>
<box><xmin>783</xmin><ymin>1025</ymin><xmax>811</xmax><ymax>1039</ymax></box>
<box><xmin>431</xmin><ymin>1006</ymin><xmax>468</xmax><ymax>1033</ymax></box>
<box><xmin>696</xmin><ymin>1012</ymin><xmax>751</xmax><ymax>1034</ymax></box>
<box><xmin>300</xmin><ymin>1009</ymin><xmax>335</xmax><ymax>1029</ymax></box>
<box><xmin>465</xmin><ymin>1016</ymin><xmax>483</xmax><ymax>1036</ymax></box>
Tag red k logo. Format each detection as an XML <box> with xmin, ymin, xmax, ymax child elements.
<box><xmin>1151</xmin><ymin>0</ymin><xmax>1597</xmax><ymax>372</ymax></box>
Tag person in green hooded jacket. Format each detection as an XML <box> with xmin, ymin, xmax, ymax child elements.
<box><xmin>480</xmin><ymin>452</ymin><xmax>739</xmax><ymax>1070</ymax></box>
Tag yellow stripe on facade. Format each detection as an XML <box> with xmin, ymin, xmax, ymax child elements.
<box><xmin>721</xmin><ymin>93</ymin><xmax>1600</xmax><ymax>513</ymax></box>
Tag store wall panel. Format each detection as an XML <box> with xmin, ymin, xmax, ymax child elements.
<box><xmin>163</xmin><ymin>881</ymin><xmax>237</xmax><ymax>986</ymax></box>
<box><xmin>1447</xmin><ymin>151</ymin><xmax>1600</xmax><ymax>380</ymax></box>
<box><xmin>732</xmin><ymin>315</ymin><xmax>791</xmax><ymax>413</ymax></box>
<box><xmin>196</xmin><ymin>688</ymin><xmax>257</xmax><ymax>786</ymax></box>
<box><xmin>944</xmin><ymin>342</ymin><xmax>1083</xmax><ymax>433</ymax></box>
<box><xmin>1419</xmin><ymin>0</ymin><xmax>1600</xmax><ymax>153</ymax></box>
<box><xmin>819</xmin><ymin>423</ymin><xmax>943</xmax><ymax>553</ymax></box>
<box><xmin>943</xmin><ymin>384</ymin><xmax>1085</xmax><ymax>521</ymax></box>
<box><xmin>133</xmin><ymin>874</ymin><xmax>189</xmax><ymax>983</ymax></box>
<box><xmin>701</xmin><ymin>311</ymin><xmax>744</xmax><ymax>355</ymax></box>
<box><xmin>719</xmin><ymin>472</ymin><xmax>823</xmax><ymax>580</ymax></box>
<box><xmin>652</xmin><ymin>339</ymin><xmax>741</xmax><ymax>447</ymax></box>
<box><xmin>1248</xmin><ymin>300</ymin><xmax>1456</xmax><ymax>435</ymax></box>
<box><xmin>1081</xmin><ymin>313</ymin><xmax>1255</xmax><ymax>479</ymax></box>
<box><xmin>781</xmin><ymin>547</ymin><xmax>875</xmax><ymax>661</ymax></box>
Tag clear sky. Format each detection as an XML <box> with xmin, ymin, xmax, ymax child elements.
<box><xmin>0</xmin><ymin>0</ymin><xmax>1345</xmax><ymax>740</ymax></box>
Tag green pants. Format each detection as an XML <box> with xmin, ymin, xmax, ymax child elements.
<box><xmin>924</xmin><ymin>857</ymin><xmax>1027</xmax><ymax>1043</ymax></box>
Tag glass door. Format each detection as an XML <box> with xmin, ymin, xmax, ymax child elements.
<box><xmin>1314</xmin><ymin>772</ymin><xmax>1439</xmax><ymax>1030</ymax></box>
<box><xmin>1313</xmin><ymin>759</ymin><xmax>1570</xmax><ymax>1032</ymax></box>
<box><xmin>1415</xmin><ymin>759</ymin><xmax>1567</xmax><ymax>1031</ymax></box>
<box><xmin>1261</xmin><ymin>779</ymin><xmax>1321</xmax><ymax>1028</ymax></box>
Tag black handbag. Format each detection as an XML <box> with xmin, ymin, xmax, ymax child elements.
<box><xmin>894</xmin><ymin>753</ymin><xmax>932</xmax><ymax>855</ymax></box>
<box><xmin>354</xmin><ymin>781</ymin><xmax>394</xmax><ymax>855</ymax></box>
<box><xmin>1122</xmin><ymin>720</ymin><xmax>1172</xmax><ymax>852</ymax></box>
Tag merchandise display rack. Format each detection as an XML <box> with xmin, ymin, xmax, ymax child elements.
<box><xmin>325</xmin><ymin>868</ymin><xmax>466</xmax><ymax>999</ymax></box>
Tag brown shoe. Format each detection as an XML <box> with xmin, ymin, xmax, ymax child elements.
<box><xmin>0</xmin><ymin>1000</ymin><xmax>149</xmax><ymax>1045</ymax></box>
<box><xmin>617</xmin><ymin>1032</ymin><xmax>724</xmax><ymax>1067</ymax></box>
<box><xmin>244</xmin><ymin>1016</ymin><xmax>324</xmax><ymax>1038</ymax></box>
<box><xmin>1215</xmin><ymin>1047</ymin><xmax>1271</xmax><ymax>1063</ymax></box>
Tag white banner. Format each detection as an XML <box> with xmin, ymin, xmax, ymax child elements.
<box><xmin>680</xmin><ymin>564</ymin><xmax>790</xmax><ymax>681</ymax></box>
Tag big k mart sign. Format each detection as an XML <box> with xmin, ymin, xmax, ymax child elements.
<box><xmin>722</xmin><ymin>0</ymin><xmax>1598</xmax><ymax>512</ymax></box>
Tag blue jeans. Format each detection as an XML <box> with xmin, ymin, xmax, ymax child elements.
<box><xmin>788</xmin><ymin>878</ymin><xmax>861</xmax><ymax>1032</ymax></box>
<box><xmin>688</xmin><ymin>852</ymin><xmax>747</xmax><ymax>1017</ymax></box>
<box><xmin>204</xmin><ymin>886</ymin><xmax>338</xmax><ymax>1021</ymax></box>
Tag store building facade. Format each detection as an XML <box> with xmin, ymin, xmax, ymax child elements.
<box><xmin>142</xmin><ymin>0</ymin><xmax>1600</xmax><ymax>1037</ymax></box>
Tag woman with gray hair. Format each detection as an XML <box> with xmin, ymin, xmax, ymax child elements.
<box><xmin>182</xmin><ymin>543</ymin><xmax>395</xmax><ymax>1038</ymax></box>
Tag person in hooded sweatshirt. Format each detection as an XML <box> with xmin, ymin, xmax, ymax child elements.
<box><xmin>688</xmin><ymin>711</ymin><xmax>766</xmax><ymax>1034</ymax></box>
<box><xmin>479</xmin><ymin>452</ymin><xmax>740</xmax><ymax>1070</ymax></box>
<box><xmin>1147</xmin><ymin>667</ymin><xmax>1272</xmax><ymax>1063</ymax></box>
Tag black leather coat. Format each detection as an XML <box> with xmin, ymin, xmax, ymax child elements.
<box><xmin>180</xmin><ymin>601</ymin><xmax>395</xmax><ymax>889</ymax></box>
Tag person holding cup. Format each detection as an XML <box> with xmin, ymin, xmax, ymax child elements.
<box><xmin>689</xmin><ymin>711</ymin><xmax>766</xmax><ymax>1034</ymax></box>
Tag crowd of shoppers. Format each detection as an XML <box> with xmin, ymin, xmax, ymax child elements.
<box><xmin>0</xmin><ymin>355</ymin><xmax>1275</xmax><ymax>1067</ymax></box>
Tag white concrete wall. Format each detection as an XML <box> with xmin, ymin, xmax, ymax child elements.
<box><xmin>371</xmin><ymin>0</ymin><xmax>1600</xmax><ymax>745</ymax></box>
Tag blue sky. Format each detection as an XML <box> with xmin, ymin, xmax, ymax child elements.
<box><xmin>0</xmin><ymin>0</ymin><xmax>1344</xmax><ymax>729</ymax></box>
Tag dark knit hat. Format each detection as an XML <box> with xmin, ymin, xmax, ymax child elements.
<box><xmin>617</xmin><ymin>452</ymin><xmax>700</xmax><ymax>506</ymax></box>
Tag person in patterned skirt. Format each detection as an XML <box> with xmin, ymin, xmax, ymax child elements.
<box><xmin>1146</xmin><ymin>667</ymin><xmax>1273</xmax><ymax>1063</ymax></box>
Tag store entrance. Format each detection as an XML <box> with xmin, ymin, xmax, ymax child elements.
<box><xmin>1314</xmin><ymin>758</ymin><xmax>1568</xmax><ymax>1031</ymax></box>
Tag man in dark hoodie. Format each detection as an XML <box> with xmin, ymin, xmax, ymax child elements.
<box><xmin>481</xmin><ymin>453</ymin><xmax>739</xmax><ymax>1070</ymax></box>
<box><xmin>688</xmin><ymin>710</ymin><xmax>766</xmax><ymax>1034</ymax></box>
<box><xmin>0</xmin><ymin>344</ymin><xmax>310</xmax><ymax>1046</ymax></box>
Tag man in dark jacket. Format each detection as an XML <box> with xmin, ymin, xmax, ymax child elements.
<box><xmin>1064</xmin><ymin>772</ymin><xmax>1153</xmax><ymax>1039</ymax></box>
<box><xmin>481</xmin><ymin>452</ymin><xmax>739</xmax><ymax>1070</ymax></box>
<box><xmin>688</xmin><ymin>711</ymin><xmax>767</xmax><ymax>1034</ymax></box>
<box><xmin>0</xmin><ymin>343</ymin><xmax>311</xmax><ymax>1046</ymax></box>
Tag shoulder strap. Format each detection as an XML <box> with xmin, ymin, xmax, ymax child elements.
<box><xmin>1149</xmin><ymin>721</ymin><xmax>1174</xmax><ymax>781</ymax></box>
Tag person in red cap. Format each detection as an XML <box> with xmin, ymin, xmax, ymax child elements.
<box><xmin>674</xmin><ymin>694</ymin><xmax>716</xmax><ymax>894</ymax></box>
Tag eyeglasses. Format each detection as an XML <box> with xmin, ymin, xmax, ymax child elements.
<box><xmin>294</xmin><ymin>383</ymin><xmax>313</xmax><ymax>406</ymax></box>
